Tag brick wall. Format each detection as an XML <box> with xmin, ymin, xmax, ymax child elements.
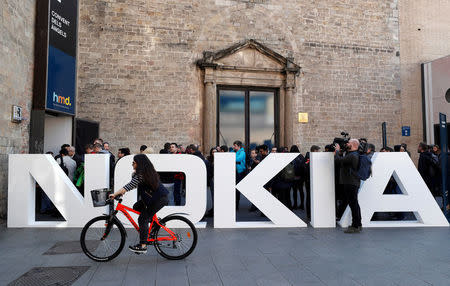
<box><xmin>77</xmin><ymin>0</ymin><xmax>402</xmax><ymax>155</ymax></box>
<box><xmin>0</xmin><ymin>1</ymin><xmax>35</xmax><ymax>217</ymax></box>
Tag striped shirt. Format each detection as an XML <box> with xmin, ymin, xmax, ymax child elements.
<box><xmin>123</xmin><ymin>173</ymin><xmax>144</xmax><ymax>192</ymax></box>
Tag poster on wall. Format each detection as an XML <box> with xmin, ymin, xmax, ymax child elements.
<box><xmin>45</xmin><ymin>0</ymin><xmax>78</xmax><ymax>115</ymax></box>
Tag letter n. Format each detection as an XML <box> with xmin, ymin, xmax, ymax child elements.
<box><xmin>8</xmin><ymin>154</ymin><xmax>110</xmax><ymax>227</ymax></box>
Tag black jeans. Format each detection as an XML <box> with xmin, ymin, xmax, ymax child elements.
<box><xmin>305</xmin><ymin>180</ymin><xmax>311</xmax><ymax>220</ymax></box>
<box><xmin>343</xmin><ymin>184</ymin><xmax>361</xmax><ymax>227</ymax></box>
<box><xmin>335</xmin><ymin>184</ymin><xmax>346</xmax><ymax>219</ymax></box>
<box><xmin>292</xmin><ymin>179</ymin><xmax>304</xmax><ymax>208</ymax></box>
<box><xmin>272</xmin><ymin>181</ymin><xmax>292</xmax><ymax>208</ymax></box>
<box><xmin>134</xmin><ymin>195</ymin><xmax>169</xmax><ymax>244</ymax></box>
<box><xmin>235</xmin><ymin>171</ymin><xmax>245</xmax><ymax>208</ymax></box>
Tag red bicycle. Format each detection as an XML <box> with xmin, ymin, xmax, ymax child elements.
<box><xmin>80</xmin><ymin>190</ymin><xmax>197</xmax><ymax>262</ymax></box>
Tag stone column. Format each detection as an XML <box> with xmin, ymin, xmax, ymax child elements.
<box><xmin>284</xmin><ymin>71</ymin><xmax>296</xmax><ymax>147</ymax></box>
<box><xmin>203</xmin><ymin>67</ymin><xmax>216</xmax><ymax>151</ymax></box>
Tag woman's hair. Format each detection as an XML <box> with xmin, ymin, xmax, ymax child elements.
<box><xmin>290</xmin><ymin>145</ymin><xmax>300</xmax><ymax>153</ymax></box>
<box><xmin>133</xmin><ymin>154</ymin><xmax>160</xmax><ymax>192</ymax></box>
<box><xmin>208</xmin><ymin>147</ymin><xmax>216</xmax><ymax>163</ymax></box>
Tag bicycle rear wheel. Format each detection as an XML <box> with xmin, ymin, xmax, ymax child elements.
<box><xmin>80</xmin><ymin>215</ymin><xmax>126</xmax><ymax>262</ymax></box>
<box><xmin>153</xmin><ymin>215</ymin><xmax>197</xmax><ymax>260</ymax></box>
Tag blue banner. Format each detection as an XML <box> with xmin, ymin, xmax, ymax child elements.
<box><xmin>45</xmin><ymin>0</ymin><xmax>77</xmax><ymax>115</ymax></box>
<box><xmin>46</xmin><ymin>45</ymin><xmax>76</xmax><ymax>114</ymax></box>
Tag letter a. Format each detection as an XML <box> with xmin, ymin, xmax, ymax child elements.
<box><xmin>339</xmin><ymin>152</ymin><xmax>449</xmax><ymax>227</ymax></box>
<box><xmin>214</xmin><ymin>153</ymin><xmax>306</xmax><ymax>228</ymax></box>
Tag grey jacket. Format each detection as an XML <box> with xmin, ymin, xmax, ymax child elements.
<box><xmin>335</xmin><ymin>151</ymin><xmax>360</xmax><ymax>187</ymax></box>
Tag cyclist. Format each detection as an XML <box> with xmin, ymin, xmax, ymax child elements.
<box><xmin>109</xmin><ymin>154</ymin><xmax>169</xmax><ymax>253</ymax></box>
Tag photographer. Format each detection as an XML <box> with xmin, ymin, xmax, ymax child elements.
<box><xmin>335</xmin><ymin>139</ymin><xmax>362</xmax><ymax>233</ymax></box>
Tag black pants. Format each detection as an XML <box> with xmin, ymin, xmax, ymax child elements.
<box><xmin>272</xmin><ymin>181</ymin><xmax>292</xmax><ymax>208</ymax></box>
<box><xmin>134</xmin><ymin>195</ymin><xmax>169</xmax><ymax>244</ymax></box>
<box><xmin>335</xmin><ymin>184</ymin><xmax>346</xmax><ymax>219</ymax></box>
<box><xmin>235</xmin><ymin>172</ymin><xmax>245</xmax><ymax>208</ymax></box>
<box><xmin>305</xmin><ymin>180</ymin><xmax>311</xmax><ymax>220</ymax></box>
<box><xmin>292</xmin><ymin>179</ymin><xmax>304</xmax><ymax>208</ymax></box>
<box><xmin>343</xmin><ymin>184</ymin><xmax>361</xmax><ymax>227</ymax></box>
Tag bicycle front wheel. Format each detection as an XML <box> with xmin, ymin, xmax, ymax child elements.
<box><xmin>154</xmin><ymin>215</ymin><xmax>197</xmax><ymax>260</ymax></box>
<box><xmin>80</xmin><ymin>215</ymin><xmax>126</xmax><ymax>262</ymax></box>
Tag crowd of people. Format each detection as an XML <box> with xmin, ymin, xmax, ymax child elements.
<box><xmin>39</xmin><ymin>138</ymin><xmax>449</xmax><ymax>233</ymax></box>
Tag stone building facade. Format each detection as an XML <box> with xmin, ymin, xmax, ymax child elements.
<box><xmin>0</xmin><ymin>1</ymin><xmax>35</xmax><ymax>218</ymax></box>
<box><xmin>76</xmin><ymin>0</ymin><xmax>401</xmax><ymax>154</ymax></box>
<box><xmin>1</xmin><ymin>0</ymin><xmax>450</xmax><ymax>218</ymax></box>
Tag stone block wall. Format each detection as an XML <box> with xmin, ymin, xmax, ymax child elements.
<box><xmin>0</xmin><ymin>1</ymin><xmax>35</xmax><ymax>218</ymax></box>
<box><xmin>77</xmin><ymin>0</ymin><xmax>402</xmax><ymax>155</ymax></box>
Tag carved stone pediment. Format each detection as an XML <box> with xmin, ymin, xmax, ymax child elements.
<box><xmin>197</xmin><ymin>39</ymin><xmax>300</xmax><ymax>74</ymax></box>
<box><xmin>217</xmin><ymin>47</ymin><xmax>284</xmax><ymax>70</ymax></box>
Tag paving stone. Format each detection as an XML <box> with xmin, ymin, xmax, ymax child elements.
<box><xmin>1</xmin><ymin>209</ymin><xmax>450</xmax><ymax>285</ymax></box>
<box><xmin>43</xmin><ymin>241</ymin><xmax>98</xmax><ymax>255</ymax></box>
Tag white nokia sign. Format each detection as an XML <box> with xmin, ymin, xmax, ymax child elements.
<box><xmin>7</xmin><ymin>153</ymin><xmax>449</xmax><ymax>228</ymax></box>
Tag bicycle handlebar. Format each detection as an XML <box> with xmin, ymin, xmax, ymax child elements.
<box><xmin>105</xmin><ymin>195</ymin><xmax>123</xmax><ymax>204</ymax></box>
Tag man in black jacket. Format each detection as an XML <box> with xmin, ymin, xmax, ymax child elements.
<box><xmin>417</xmin><ymin>142</ymin><xmax>438</xmax><ymax>194</ymax></box>
<box><xmin>335</xmin><ymin>139</ymin><xmax>362</xmax><ymax>233</ymax></box>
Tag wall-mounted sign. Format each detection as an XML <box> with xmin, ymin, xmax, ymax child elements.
<box><xmin>298</xmin><ymin>112</ymin><xmax>308</xmax><ymax>123</ymax></box>
<box><xmin>11</xmin><ymin>105</ymin><xmax>23</xmax><ymax>123</ymax></box>
<box><xmin>402</xmin><ymin>126</ymin><xmax>410</xmax><ymax>136</ymax></box>
<box><xmin>45</xmin><ymin>0</ymin><xmax>78</xmax><ymax>115</ymax></box>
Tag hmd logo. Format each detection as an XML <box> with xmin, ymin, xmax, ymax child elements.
<box><xmin>53</xmin><ymin>92</ymin><xmax>71</xmax><ymax>106</ymax></box>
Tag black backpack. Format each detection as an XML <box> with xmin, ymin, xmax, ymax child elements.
<box><xmin>293</xmin><ymin>155</ymin><xmax>306</xmax><ymax>177</ymax></box>
<box><xmin>281</xmin><ymin>162</ymin><xmax>296</xmax><ymax>182</ymax></box>
<box><xmin>428</xmin><ymin>154</ymin><xmax>440</xmax><ymax>177</ymax></box>
<box><xmin>59</xmin><ymin>157</ymin><xmax>69</xmax><ymax>175</ymax></box>
<box><xmin>356</xmin><ymin>154</ymin><xmax>372</xmax><ymax>181</ymax></box>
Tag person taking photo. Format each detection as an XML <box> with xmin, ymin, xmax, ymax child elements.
<box><xmin>334</xmin><ymin>139</ymin><xmax>362</xmax><ymax>233</ymax></box>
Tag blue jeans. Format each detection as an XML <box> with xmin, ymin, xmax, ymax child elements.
<box><xmin>174</xmin><ymin>179</ymin><xmax>182</xmax><ymax>206</ymax></box>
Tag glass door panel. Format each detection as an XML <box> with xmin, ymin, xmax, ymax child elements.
<box><xmin>249</xmin><ymin>91</ymin><xmax>275</xmax><ymax>149</ymax></box>
<box><xmin>218</xmin><ymin>90</ymin><xmax>245</xmax><ymax>148</ymax></box>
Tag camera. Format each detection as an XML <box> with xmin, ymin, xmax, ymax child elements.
<box><xmin>332</xmin><ymin>132</ymin><xmax>350</xmax><ymax>151</ymax></box>
<box><xmin>332</xmin><ymin>133</ymin><xmax>368</xmax><ymax>154</ymax></box>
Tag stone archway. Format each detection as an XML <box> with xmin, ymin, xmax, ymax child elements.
<box><xmin>197</xmin><ymin>39</ymin><xmax>301</xmax><ymax>150</ymax></box>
